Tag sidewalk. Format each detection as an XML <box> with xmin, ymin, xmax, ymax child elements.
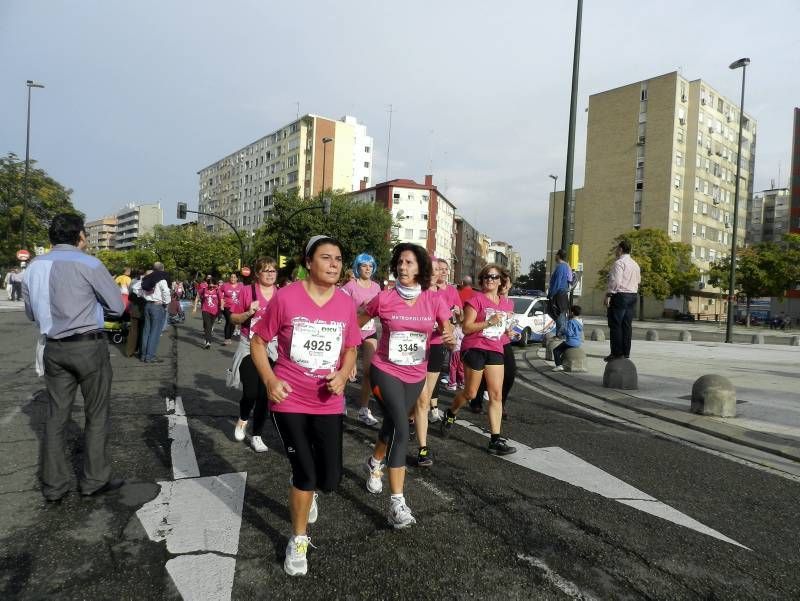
<box><xmin>521</xmin><ymin>337</ymin><xmax>800</xmax><ymax>470</ymax></box>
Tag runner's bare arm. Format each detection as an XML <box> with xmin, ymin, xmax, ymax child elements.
<box><xmin>325</xmin><ymin>346</ymin><xmax>357</xmax><ymax>395</ymax></box>
<box><xmin>251</xmin><ymin>334</ymin><xmax>291</xmax><ymax>402</ymax></box>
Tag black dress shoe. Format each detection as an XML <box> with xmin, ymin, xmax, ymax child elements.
<box><xmin>82</xmin><ymin>479</ymin><xmax>125</xmax><ymax>497</ymax></box>
<box><xmin>45</xmin><ymin>493</ymin><xmax>68</xmax><ymax>503</ymax></box>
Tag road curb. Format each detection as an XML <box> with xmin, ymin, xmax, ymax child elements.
<box><xmin>519</xmin><ymin>349</ymin><xmax>800</xmax><ymax>465</ymax></box>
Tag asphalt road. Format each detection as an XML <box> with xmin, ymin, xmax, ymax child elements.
<box><xmin>2</xmin><ymin>310</ymin><xmax>799</xmax><ymax>600</ymax></box>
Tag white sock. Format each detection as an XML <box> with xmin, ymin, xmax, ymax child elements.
<box><xmin>369</xmin><ymin>456</ymin><xmax>381</xmax><ymax>469</ymax></box>
<box><xmin>390</xmin><ymin>494</ymin><xmax>405</xmax><ymax>505</ymax></box>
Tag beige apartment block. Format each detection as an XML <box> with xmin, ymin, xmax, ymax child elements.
<box><xmin>115</xmin><ymin>203</ymin><xmax>163</xmax><ymax>251</ymax></box>
<box><xmin>198</xmin><ymin>114</ymin><xmax>373</xmax><ymax>235</ymax></box>
<box><xmin>85</xmin><ymin>215</ymin><xmax>117</xmax><ymax>253</ymax></box>
<box><xmin>548</xmin><ymin>71</ymin><xmax>756</xmax><ymax>317</ymax></box>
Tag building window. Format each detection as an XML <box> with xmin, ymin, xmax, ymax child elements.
<box><xmin>421</xmin><ymin>213</ymin><xmax>428</xmax><ymax>220</ymax></box>
<box><xmin>364</xmin><ymin>161</ymin><xmax>370</xmax><ymax>168</ymax></box>
<box><xmin>676</xmin><ymin>151</ymin><xmax>683</xmax><ymax>167</ymax></box>
<box><xmin>364</xmin><ymin>146</ymin><xmax>370</xmax><ymax>153</ymax></box>
<box><xmin>418</xmin><ymin>230</ymin><xmax>427</xmax><ymax>240</ymax></box>
<box><xmin>677</xmin><ymin>129</ymin><xmax>685</xmax><ymax>144</ymax></box>
<box><xmin>404</xmin><ymin>228</ymin><xmax>413</xmax><ymax>239</ymax></box>
<box><xmin>673</xmin><ymin>197</ymin><xmax>680</xmax><ymax>212</ymax></box>
<box><xmin>674</xmin><ymin>174</ymin><xmax>682</xmax><ymax>189</ymax></box>
<box><xmin>672</xmin><ymin>221</ymin><xmax>680</xmax><ymax>235</ymax></box>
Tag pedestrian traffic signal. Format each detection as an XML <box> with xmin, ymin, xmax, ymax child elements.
<box><xmin>177</xmin><ymin>202</ymin><xmax>188</xmax><ymax>220</ymax></box>
<box><xmin>279</xmin><ymin>255</ymin><xmax>287</xmax><ymax>268</ymax></box>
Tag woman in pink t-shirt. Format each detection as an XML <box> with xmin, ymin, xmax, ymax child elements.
<box><xmin>359</xmin><ymin>243</ymin><xmax>453</xmax><ymax>529</ymax></box>
<box><xmin>220</xmin><ymin>273</ymin><xmax>243</xmax><ymax>345</ymax></box>
<box><xmin>192</xmin><ymin>276</ymin><xmax>220</xmax><ymax>348</ymax></box>
<box><xmin>341</xmin><ymin>253</ymin><xmax>382</xmax><ymax>427</ymax></box>
<box><xmin>250</xmin><ymin>236</ymin><xmax>359</xmax><ymax>577</ymax></box>
<box><xmin>228</xmin><ymin>257</ymin><xmax>278</xmax><ymax>453</ymax></box>
<box><xmin>440</xmin><ymin>263</ymin><xmax>517</xmax><ymax>456</ymax></box>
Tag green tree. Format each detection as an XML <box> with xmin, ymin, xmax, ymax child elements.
<box><xmin>598</xmin><ymin>229</ymin><xmax>699</xmax><ymax>319</ymax></box>
<box><xmin>0</xmin><ymin>152</ymin><xmax>82</xmax><ymax>265</ymax></box>
<box><xmin>252</xmin><ymin>190</ymin><xmax>394</xmax><ymax>279</ymax></box>
<box><xmin>136</xmin><ymin>224</ymin><xmax>240</xmax><ymax>279</ymax></box>
<box><xmin>95</xmin><ymin>248</ymin><xmax>158</xmax><ymax>276</ymax></box>
<box><xmin>515</xmin><ymin>260</ymin><xmax>546</xmax><ymax>291</ymax></box>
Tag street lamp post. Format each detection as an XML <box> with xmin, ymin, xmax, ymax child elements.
<box><xmin>548</xmin><ymin>174</ymin><xmax>558</xmax><ymax>275</ymax></box>
<box><xmin>320</xmin><ymin>137</ymin><xmax>333</xmax><ymax>202</ymax></box>
<box><xmin>22</xmin><ymin>80</ymin><xmax>45</xmax><ymax>251</ymax></box>
<box><xmin>725</xmin><ymin>57</ymin><xmax>750</xmax><ymax>344</ymax></box>
<box><xmin>561</xmin><ymin>0</ymin><xmax>582</xmax><ymax>252</ymax></box>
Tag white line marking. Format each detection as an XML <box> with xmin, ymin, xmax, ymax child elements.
<box><xmin>517</xmin><ymin>554</ymin><xmax>599</xmax><ymax>600</ymax></box>
<box><xmin>455</xmin><ymin>420</ymin><xmax>749</xmax><ymax>549</ymax></box>
<box><xmin>1</xmin><ymin>405</ymin><xmax>22</xmax><ymax>426</ymax></box>
<box><xmin>166</xmin><ymin>396</ymin><xmax>200</xmax><ymax>479</ymax></box>
<box><xmin>166</xmin><ymin>553</ymin><xmax>235</xmax><ymax>601</ymax></box>
<box><xmin>414</xmin><ymin>477</ymin><xmax>454</xmax><ymax>503</ymax></box>
<box><xmin>136</xmin><ymin>472</ymin><xmax>247</xmax><ymax>555</ymax></box>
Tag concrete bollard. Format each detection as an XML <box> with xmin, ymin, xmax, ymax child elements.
<box><xmin>791</xmin><ymin>336</ymin><xmax>800</xmax><ymax>347</ymax></box>
<box><xmin>603</xmin><ymin>358</ymin><xmax>638</xmax><ymax>390</ymax></box>
<box><xmin>564</xmin><ymin>347</ymin><xmax>588</xmax><ymax>373</ymax></box>
<box><xmin>645</xmin><ymin>329</ymin><xmax>658</xmax><ymax>341</ymax></box>
<box><xmin>751</xmin><ymin>333</ymin><xmax>764</xmax><ymax>344</ymax></box>
<box><xmin>544</xmin><ymin>336</ymin><xmax>561</xmax><ymax>361</ymax></box>
<box><xmin>691</xmin><ymin>374</ymin><xmax>736</xmax><ymax>417</ymax></box>
<box><xmin>679</xmin><ymin>330</ymin><xmax>692</xmax><ymax>342</ymax></box>
<box><xmin>590</xmin><ymin>329</ymin><xmax>605</xmax><ymax>342</ymax></box>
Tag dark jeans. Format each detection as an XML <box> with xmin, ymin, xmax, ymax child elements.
<box><xmin>553</xmin><ymin>341</ymin><xmax>576</xmax><ymax>366</ymax></box>
<box><xmin>607</xmin><ymin>293</ymin><xmax>637</xmax><ymax>358</ymax></box>
<box><xmin>141</xmin><ymin>302</ymin><xmax>167</xmax><ymax>361</ymax></box>
<box><xmin>239</xmin><ymin>353</ymin><xmax>272</xmax><ymax>436</ymax></box>
<box><xmin>223</xmin><ymin>309</ymin><xmax>235</xmax><ymax>340</ymax></box>
<box><xmin>549</xmin><ymin>291</ymin><xmax>570</xmax><ymax>332</ymax></box>
<box><xmin>42</xmin><ymin>337</ymin><xmax>113</xmax><ymax>499</ymax></box>
<box><xmin>11</xmin><ymin>281</ymin><xmax>22</xmax><ymax>301</ymax></box>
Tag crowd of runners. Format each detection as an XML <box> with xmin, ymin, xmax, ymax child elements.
<box><xmin>186</xmin><ymin>235</ymin><xmax>522</xmax><ymax>576</ymax></box>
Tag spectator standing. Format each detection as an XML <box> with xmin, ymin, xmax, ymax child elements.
<box><xmin>11</xmin><ymin>266</ymin><xmax>25</xmax><ymax>301</ymax></box>
<box><xmin>604</xmin><ymin>240</ymin><xmax>641</xmax><ymax>362</ymax></box>
<box><xmin>126</xmin><ymin>270</ymin><xmax>145</xmax><ymax>358</ymax></box>
<box><xmin>4</xmin><ymin>269</ymin><xmax>13</xmax><ymax>300</ymax></box>
<box><xmin>22</xmin><ymin>213</ymin><xmax>125</xmax><ymax>501</ymax></box>
<box><xmin>140</xmin><ymin>262</ymin><xmax>171</xmax><ymax>363</ymax></box>
<box><xmin>458</xmin><ymin>275</ymin><xmax>475</xmax><ymax>304</ymax></box>
<box><xmin>548</xmin><ymin>249</ymin><xmax>573</xmax><ymax>333</ymax></box>
<box><xmin>115</xmin><ymin>267</ymin><xmax>132</xmax><ymax>308</ymax></box>
<box><xmin>552</xmin><ymin>306</ymin><xmax>584</xmax><ymax>371</ymax></box>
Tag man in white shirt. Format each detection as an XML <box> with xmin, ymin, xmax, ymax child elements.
<box><xmin>140</xmin><ymin>262</ymin><xmax>171</xmax><ymax>363</ymax></box>
<box><xmin>603</xmin><ymin>240</ymin><xmax>641</xmax><ymax>362</ymax></box>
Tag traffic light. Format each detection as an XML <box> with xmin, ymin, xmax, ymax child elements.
<box><xmin>568</xmin><ymin>243</ymin><xmax>580</xmax><ymax>270</ymax></box>
<box><xmin>279</xmin><ymin>255</ymin><xmax>287</xmax><ymax>268</ymax></box>
<box><xmin>177</xmin><ymin>202</ymin><xmax>188</xmax><ymax>219</ymax></box>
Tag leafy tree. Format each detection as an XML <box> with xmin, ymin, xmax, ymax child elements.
<box><xmin>515</xmin><ymin>260</ymin><xmax>546</xmax><ymax>291</ymax></box>
<box><xmin>598</xmin><ymin>229</ymin><xmax>700</xmax><ymax>319</ymax></box>
<box><xmin>252</xmin><ymin>190</ymin><xmax>394</xmax><ymax>280</ymax></box>
<box><xmin>136</xmin><ymin>224</ymin><xmax>240</xmax><ymax>280</ymax></box>
<box><xmin>0</xmin><ymin>152</ymin><xmax>82</xmax><ymax>265</ymax></box>
<box><xmin>95</xmin><ymin>249</ymin><xmax>158</xmax><ymax>276</ymax></box>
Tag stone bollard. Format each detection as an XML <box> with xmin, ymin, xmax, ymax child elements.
<box><xmin>791</xmin><ymin>336</ymin><xmax>800</xmax><ymax>347</ymax></box>
<box><xmin>544</xmin><ymin>336</ymin><xmax>562</xmax><ymax>361</ymax></box>
<box><xmin>691</xmin><ymin>375</ymin><xmax>736</xmax><ymax>417</ymax></box>
<box><xmin>563</xmin><ymin>347</ymin><xmax>588</xmax><ymax>372</ymax></box>
<box><xmin>603</xmin><ymin>358</ymin><xmax>638</xmax><ymax>390</ymax></box>
<box><xmin>645</xmin><ymin>329</ymin><xmax>658</xmax><ymax>341</ymax></box>
<box><xmin>590</xmin><ymin>329</ymin><xmax>605</xmax><ymax>342</ymax></box>
<box><xmin>679</xmin><ymin>330</ymin><xmax>692</xmax><ymax>342</ymax></box>
<box><xmin>751</xmin><ymin>333</ymin><xmax>764</xmax><ymax>344</ymax></box>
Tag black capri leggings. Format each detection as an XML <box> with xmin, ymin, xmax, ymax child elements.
<box><xmin>370</xmin><ymin>364</ymin><xmax>425</xmax><ymax>468</ymax></box>
<box><xmin>272</xmin><ymin>412</ymin><xmax>343</xmax><ymax>492</ymax></box>
<box><xmin>222</xmin><ymin>308</ymin><xmax>235</xmax><ymax>340</ymax></box>
<box><xmin>202</xmin><ymin>311</ymin><xmax>215</xmax><ymax>344</ymax></box>
<box><xmin>238</xmin><ymin>353</ymin><xmax>273</xmax><ymax>436</ymax></box>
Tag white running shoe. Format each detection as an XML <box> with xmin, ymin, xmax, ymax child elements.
<box><xmin>483</xmin><ymin>391</ymin><xmax>490</xmax><ymax>402</ymax></box>
<box><xmin>308</xmin><ymin>492</ymin><xmax>319</xmax><ymax>524</ymax></box>
<box><xmin>388</xmin><ymin>499</ymin><xmax>417</xmax><ymax>529</ymax></box>
<box><xmin>284</xmin><ymin>534</ymin><xmax>312</xmax><ymax>576</ymax></box>
<box><xmin>429</xmin><ymin>407</ymin><xmax>442</xmax><ymax>423</ymax></box>
<box><xmin>251</xmin><ymin>435</ymin><xmax>268</xmax><ymax>452</ymax></box>
<box><xmin>234</xmin><ymin>420</ymin><xmax>247</xmax><ymax>442</ymax></box>
<box><xmin>552</xmin><ymin>365</ymin><xmax>564</xmax><ymax>372</ymax></box>
<box><xmin>363</xmin><ymin>457</ymin><xmax>384</xmax><ymax>494</ymax></box>
<box><xmin>358</xmin><ymin>407</ymin><xmax>379</xmax><ymax>427</ymax></box>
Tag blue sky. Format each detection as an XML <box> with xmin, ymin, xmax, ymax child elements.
<box><xmin>2</xmin><ymin>0</ymin><xmax>798</xmax><ymax>268</ymax></box>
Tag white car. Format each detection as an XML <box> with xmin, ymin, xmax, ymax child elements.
<box><xmin>509</xmin><ymin>296</ymin><xmax>556</xmax><ymax>345</ymax></box>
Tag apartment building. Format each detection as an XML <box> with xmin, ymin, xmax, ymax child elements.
<box><xmin>85</xmin><ymin>215</ymin><xmax>117</xmax><ymax>253</ymax></box>
<box><xmin>198</xmin><ymin>114</ymin><xmax>373</xmax><ymax>235</ymax></box>
<box><xmin>454</xmin><ymin>215</ymin><xmax>482</xmax><ymax>283</ymax></box>
<box><xmin>547</xmin><ymin>71</ymin><xmax>756</xmax><ymax>316</ymax></box>
<box><xmin>747</xmin><ymin>187</ymin><xmax>790</xmax><ymax>244</ymax></box>
<box><xmin>350</xmin><ymin>175</ymin><xmax>456</xmax><ymax>263</ymax></box>
<box><xmin>115</xmin><ymin>203</ymin><xmax>163</xmax><ymax>250</ymax></box>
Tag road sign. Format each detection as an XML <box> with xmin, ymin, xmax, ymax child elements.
<box><xmin>16</xmin><ymin>249</ymin><xmax>30</xmax><ymax>261</ymax></box>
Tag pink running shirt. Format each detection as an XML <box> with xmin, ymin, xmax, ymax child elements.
<box><xmin>430</xmin><ymin>284</ymin><xmax>462</xmax><ymax>345</ymax></box>
<box><xmin>236</xmin><ymin>284</ymin><xmax>276</xmax><ymax>339</ymax></box>
<box><xmin>200</xmin><ymin>286</ymin><xmax>220</xmax><ymax>317</ymax></box>
<box><xmin>251</xmin><ymin>281</ymin><xmax>361</xmax><ymax>414</ymax></box>
<box><xmin>341</xmin><ymin>279</ymin><xmax>381</xmax><ymax>339</ymax></box>
<box><xmin>461</xmin><ymin>291</ymin><xmax>514</xmax><ymax>355</ymax></box>
<box><xmin>220</xmin><ymin>282</ymin><xmax>243</xmax><ymax>311</ymax></box>
<box><xmin>365</xmin><ymin>288</ymin><xmax>451</xmax><ymax>384</ymax></box>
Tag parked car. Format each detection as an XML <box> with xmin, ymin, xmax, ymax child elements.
<box><xmin>509</xmin><ymin>295</ymin><xmax>556</xmax><ymax>345</ymax></box>
<box><xmin>674</xmin><ymin>312</ymin><xmax>695</xmax><ymax>321</ymax></box>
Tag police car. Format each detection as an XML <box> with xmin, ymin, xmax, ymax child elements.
<box><xmin>509</xmin><ymin>295</ymin><xmax>556</xmax><ymax>345</ymax></box>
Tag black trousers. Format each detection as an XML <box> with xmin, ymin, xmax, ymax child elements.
<box><xmin>238</xmin><ymin>353</ymin><xmax>272</xmax><ymax>436</ymax></box>
<box><xmin>607</xmin><ymin>293</ymin><xmax>637</xmax><ymax>358</ymax></box>
<box><xmin>202</xmin><ymin>311</ymin><xmax>215</xmax><ymax>344</ymax></box>
<box><xmin>222</xmin><ymin>309</ymin><xmax>235</xmax><ymax>340</ymax></box>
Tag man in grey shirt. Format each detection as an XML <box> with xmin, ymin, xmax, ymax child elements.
<box><xmin>23</xmin><ymin>213</ymin><xmax>126</xmax><ymax>502</ymax></box>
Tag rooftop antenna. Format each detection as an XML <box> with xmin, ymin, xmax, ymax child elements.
<box><xmin>295</xmin><ymin>102</ymin><xmax>300</xmax><ymax>120</ymax></box>
<box><xmin>385</xmin><ymin>104</ymin><xmax>394</xmax><ymax>182</ymax></box>
<box><xmin>778</xmin><ymin>161</ymin><xmax>782</xmax><ymax>188</ymax></box>
<box><xmin>428</xmin><ymin>129</ymin><xmax>435</xmax><ymax>174</ymax></box>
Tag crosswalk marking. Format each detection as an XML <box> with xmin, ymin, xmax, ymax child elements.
<box><xmin>456</xmin><ymin>420</ymin><xmax>749</xmax><ymax>549</ymax></box>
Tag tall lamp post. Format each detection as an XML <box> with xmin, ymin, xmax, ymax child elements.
<box><xmin>561</xmin><ymin>0</ymin><xmax>582</xmax><ymax>252</ymax></box>
<box><xmin>548</xmin><ymin>174</ymin><xmax>558</xmax><ymax>275</ymax></box>
<box><xmin>22</xmin><ymin>80</ymin><xmax>45</xmax><ymax>251</ymax></box>
<box><xmin>320</xmin><ymin>136</ymin><xmax>333</xmax><ymax>201</ymax></box>
<box><xmin>725</xmin><ymin>57</ymin><xmax>750</xmax><ymax>344</ymax></box>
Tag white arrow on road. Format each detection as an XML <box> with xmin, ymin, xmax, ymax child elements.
<box><xmin>457</xmin><ymin>420</ymin><xmax>749</xmax><ymax>550</ymax></box>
